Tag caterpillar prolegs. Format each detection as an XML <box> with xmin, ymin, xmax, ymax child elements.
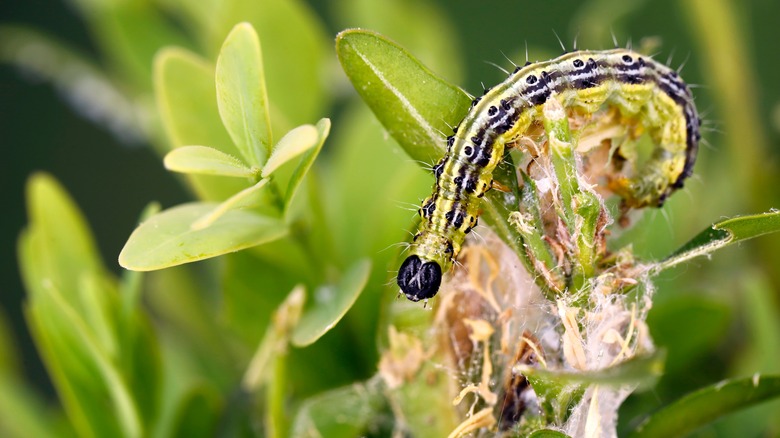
<box><xmin>396</xmin><ymin>48</ymin><xmax>701</xmax><ymax>302</ymax></box>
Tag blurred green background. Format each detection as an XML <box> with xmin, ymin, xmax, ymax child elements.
<box><xmin>2</xmin><ymin>0</ymin><xmax>780</xmax><ymax>436</ymax></box>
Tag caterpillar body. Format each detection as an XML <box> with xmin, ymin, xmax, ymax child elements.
<box><xmin>396</xmin><ymin>48</ymin><xmax>701</xmax><ymax>302</ymax></box>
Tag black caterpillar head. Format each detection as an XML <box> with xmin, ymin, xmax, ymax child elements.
<box><xmin>396</xmin><ymin>255</ymin><xmax>442</xmax><ymax>302</ymax></box>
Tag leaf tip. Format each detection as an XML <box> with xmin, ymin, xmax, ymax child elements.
<box><xmin>315</xmin><ymin>117</ymin><xmax>331</xmax><ymax>136</ymax></box>
<box><xmin>117</xmin><ymin>246</ymin><xmax>140</xmax><ymax>272</ymax></box>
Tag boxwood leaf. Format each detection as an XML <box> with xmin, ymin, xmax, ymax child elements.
<box><xmin>208</xmin><ymin>0</ymin><xmax>330</xmax><ymax>126</ymax></box>
<box><xmin>529</xmin><ymin>430</ymin><xmax>572</xmax><ymax>438</ymax></box>
<box><xmin>18</xmin><ymin>173</ymin><xmax>162</xmax><ymax>436</ymax></box>
<box><xmin>154</xmin><ymin>47</ymin><xmax>247</xmax><ymax>200</ymax></box>
<box><xmin>154</xmin><ymin>48</ymin><xmax>231</xmax><ymax>151</ymax></box>
<box><xmin>215</xmin><ymin>22</ymin><xmax>272</xmax><ymax>168</ymax></box>
<box><xmin>119</xmin><ymin>202</ymin><xmax>287</xmax><ymax>271</ymax></box>
<box><xmin>37</xmin><ymin>284</ymin><xmax>142</xmax><ymax>437</ymax></box>
<box><xmin>291</xmin><ymin>259</ymin><xmax>371</xmax><ymax>347</ymax></box>
<box><xmin>336</xmin><ymin>29</ymin><xmax>471</xmax><ymax>164</ymax></box>
<box><xmin>284</xmin><ymin>118</ymin><xmax>331</xmax><ymax>209</ymax></box>
<box><xmin>653</xmin><ymin>211</ymin><xmax>780</xmax><ymax>273</ymax></box>
<box><xmin>191</xmin><ymin>179</ymin><xmax>270</xmax><ymax>230</ymax></box>
<box><xmin>164</xmin><ymin>146</ymin><xmax>255</xmax><ymax>178</ymax></box>
<box><xmin>262</xmin><ymin>124</ymin><xmax>319</xmax><ymax>178</ymax></box>
<box><xmin>629</xmin><ymin>374</ymin><xmax>780</xmax><ymax>438</ymax></box>
<box><xmin>523</xmin><ymin>350</ymin><xmax>666</xmax><ymax>393</ymax></box>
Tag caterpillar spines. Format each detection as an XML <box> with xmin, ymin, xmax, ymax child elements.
<box><xmin>396</xmin><ymin>48</ymin><xmax>701</xmax><ymax>302</ymax></box>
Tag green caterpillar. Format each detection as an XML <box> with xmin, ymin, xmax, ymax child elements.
<box><xmin>396</xmin><ymin>48</ymin><xmax>701</xmax><ymax>302</ymax></box>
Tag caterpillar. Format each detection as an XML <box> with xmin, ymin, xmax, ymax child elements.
<box><xmin>396</xmin><ymin>48</ymin><xmax>701</xmax><ymax>302</ymax></box>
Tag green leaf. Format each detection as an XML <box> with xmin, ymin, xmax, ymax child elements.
<box><xmin>20</xmin><ymin>225</ymin><xmax>136</xmax><ymax>437</ymax></box>
<box><xmin>209</xmin><ymin>0</ymin><xmax>330</xmax><ymax>126</ymax></box>
<box><xmin>525</xmin><ymin>351</ymin><xmax>665</xmax><ymax>424</ymax></box>
<box><xmin>262</xmin><ymin>124</ymin><xmax>319</xmax><ymax>178</ymax></box>
<box><xmin>291</xmin><ymin>259</ymin><xmax>372</xmax><ymax>347</ymax></box>
<box><xmin>164</xmin><ymin>146</ymin><xmax>255</xmax><ymax>178</ymax></box>
<box><xmin>284</xmin><ymin>118</ymin><xmax>331</xmax><ymax>208</ymax></box>
<box><xmin>154</xmin><ymin>47</ymin><xmax>247</xmax><ymax>200</ymax></box>
<box><xmin>78</xmin><ymin>273</ymin><xmax>119</xmax><ymax>358</ymax></box>
<box><xmin>20</xmin><ymin>227</ymin><xmax>113</xmax><ymax>437</ymax></box>
<box><xmin>19</xmin><ymin>173</ymin><xmax>103</xmax><ymax>303</ymax></box>
<box><xmin>654</xmin><ymin>211</ymin><xmax>780</xmax><ymax>273</ymax></box>
<box><xmin>529</xmin><ymin>430</ymin><xmax>573</xmax><ymax>438</ymax></box>
<box><xmin>336</xmin><ymin>29</ymin><xmax>472</xmax><ymax>164</ymax></box>
<box><xmin>119</xmin><ymin>202</ymin><xmax>287</xmax><ymax>271</ymax></box>
<box><xmin>629</xmin><ymin>374</ymin><xmax>780</xmax><ymax>438</ymax></box>
<box><xmin>191</xmin><ymin>179</ymin><xmax>270</xmax><ymax>230</ymax></box>
<box><xmin>215</xmin><ymin>22</ymin><xmax>272</xmax><ymax>168</ymax></box>
<box><xmin>290</xmin><ymin>380</ymin><xmax>385</xmax><ymax>438</ymax></box>
<box><xmin>332</xmin><ymin>0</ymin><xmax>465</xmax><ymax>83</ymax></box>
<box><xmin>18</xmin><ymin>174</ymin><xmax>161</xmax><ymax>436</ymax></box>
<box><xmin>524</xmin><ymin>350</ymin><xmax>666</xmax><ymax>392</ymax></box>
<box><xmin>39</xmin><ymin>284</ymin><xmax>143</xmax><ymax>438</ymax></box>
<box><xmin>120</xmin><ymin>203</ymin><xmax>160</xmax><ymax>315</ymax></box>
<box><xmin>154</xmin><ymin>48</ymin><xmax>231</xmax><ymax>151</ymax></box>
